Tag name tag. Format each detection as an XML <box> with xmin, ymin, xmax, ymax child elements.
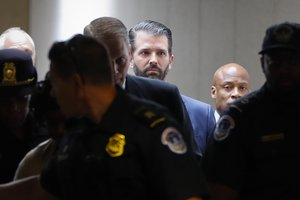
<box><xmin>261</xmin><ymin>133</ymin><xmax>285</xmax><ymax>142</ymax></box>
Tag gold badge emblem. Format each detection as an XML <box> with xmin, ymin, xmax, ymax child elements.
<box><xmin>106</xmin><ymin>133</ymin><xmax>126</xmax><ymax>157</ymax></box>
<box><xmin>2</xmin><ymin>62</ymin><xmax>16</xmax><ymax>84</ymax></box>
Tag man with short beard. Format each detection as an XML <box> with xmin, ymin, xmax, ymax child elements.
<box><xmin>129</xmin><ymin>20</ymin><xmax>215</xmax><ymax>156</ymax></box>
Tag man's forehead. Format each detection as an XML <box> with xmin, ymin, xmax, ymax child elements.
<box><xmin>217</xmin><ymin>67</ymin><xmax>248</xmax><ymax>80</ymax></box>
<box><xmin>219</xmin><ymin>80</ymin><xmax>249</xmax><ymax>85</ymax></box>
<box><xmin>217</xmin><ymin>74</ymin><xmax>249</xmax><ymax>85</ymax></box>
<box><xmin>136</xmin><ymin>31</ymin><xmax>168</xmax><ymax>44</ymax></box>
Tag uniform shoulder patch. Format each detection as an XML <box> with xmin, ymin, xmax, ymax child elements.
<box><xmin>161</xmin><ymin>127</ymin><xmax>187</xmax><ymax>154</ymax></box>
<box><xmin>214</xmin><ymin>115</ymin><xmax>235</xmax><ymax>141</ymax></box>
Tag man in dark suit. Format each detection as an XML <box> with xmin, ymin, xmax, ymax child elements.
<box><xmin>128</xmin><ymin>20</ymin><xmax>215</xmax><ymax>156</ymax></box>
<box><xmin>83</xmin><ymin>17</ymin><xmax>198</xmax><ymax>154</ymax></box>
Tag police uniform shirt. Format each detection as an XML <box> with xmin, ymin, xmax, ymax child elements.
<box><xmin>203</xmin><ymin>83</ymin><xmax>300</xmax><ymax>199</ymax></box>
<box><xmin>40</xmin><ymin>87</ymin><xmax>208</xmax><ymax>200</ymax></box>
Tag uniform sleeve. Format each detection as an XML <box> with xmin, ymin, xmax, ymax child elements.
<box><xmin>170</xmin><ymin>87</ymin><xmax>196</xmax><ymax>148</ymax></box>
<box><xmin>149</xmin><ymin>81</ymin><xmax>195</xmax><ymax>153</ymax></box>
<box><xmin>202</xmin><ymin>113</ymin><xmax>248</xmax><ymax>191</ymax></box>
<box><xmin>165</xmin><ymin>86</ymin><xmax>200</xmax><ymax>158</ymax></box>
<box><xmin>143</xmin><ymin>124</ymin><xmax>210</xmax><ymax>200</ymax></box>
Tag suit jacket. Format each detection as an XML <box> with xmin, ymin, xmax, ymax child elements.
<box><xmin>181</xmin><ymin>95</ymin><xmax>216</xmax><ymax>156</ymax></box>
<box><xmin>125</xmin><ymin>75</ymin><xmax>196</xmax><ymax>152</ymax></box>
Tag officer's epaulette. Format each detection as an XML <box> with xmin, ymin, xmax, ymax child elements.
<box><xmin>132</xmin><ymin>104</ymin><xmax>168</xmax><ymax>129</ymax></box>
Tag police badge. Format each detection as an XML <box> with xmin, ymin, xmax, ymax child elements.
<box><xmin>106</xmin><ymin>133</ymin><xmax>126</xmax><ymax>157</ymax></box>
<box><xmin>214</xmin><ymin>115</ymin><xmax>235</xmax><ymax>141</ymax></box>
<box><xmin>2</xmin><ymin>62</ymin><xmax>16</xmax><ymax>85</ymax></box>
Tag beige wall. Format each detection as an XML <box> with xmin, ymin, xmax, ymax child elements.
<box><xmin>0</xmin><ymin>0</ymin><xmax>29</xmax><ymax>32</ymax></box>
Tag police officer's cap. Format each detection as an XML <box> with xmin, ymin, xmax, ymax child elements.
<box><xmin>0</xmin><ymin>48</ymin><xmax>37</xmax><ymax>97</ymax></box>
<box><xmin>259</xmin><ymin>22</ymin><xmax>300</xmax><ymax>54</ymax></box>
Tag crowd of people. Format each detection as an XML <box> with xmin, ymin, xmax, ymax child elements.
<box><xmin>0</xmin><ymin>17</ymin><xmax>298</xmax><ymax>200</ymax></box>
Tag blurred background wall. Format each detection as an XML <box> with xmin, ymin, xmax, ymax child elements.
<box><xmin>2</xmin><ymin>0</ymin><xmax>300</xmax><ymax>107</ymax></box>
<box><xmin>0</xmin><ymin>0</ymin><xmax>29</xmax><ymax>31</ymax></box>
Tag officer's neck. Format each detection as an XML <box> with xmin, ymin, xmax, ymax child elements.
<box><xmin>83</xmin><ymin>84</ymin><xmax>117</xmax><ymax>124</ymax></box>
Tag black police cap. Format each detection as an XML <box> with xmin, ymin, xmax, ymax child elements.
<box><xmin>0</xmin><ymin>48</ymin><xmax>37</xmax><ymax>97</ymax></box>
<box><xmin>259</xmin><ymin>22</ymin><xmax>300</xmax><ymax>54</ymax></box>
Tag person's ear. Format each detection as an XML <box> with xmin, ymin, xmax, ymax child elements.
<box><xmin>211</xmin><ymin>85</ymin><xmax>217</xmax><ymax>99</ymax></box>
<box><xmin>71</xmin><ymin>73</ymin><xmax>85</xmax><ymax>98</ymax></box>
<box><xmin>168</xmin><ymin>54</ymin><xmax>174</xmax><ymax>70</ymax></box>
<box><xmin>129</xmin><ymin>44</ymin><xmax>134</xmax><ymax>69</ymax></box>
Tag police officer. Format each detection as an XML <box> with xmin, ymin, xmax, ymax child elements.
<box><xmin>14</xmin><ymin>75</ymin><xmax>65</xmax><ymax>180</ymax></box>
<box><xmin>0</xmin><ymin>49</ymin><xmax>48</xmax><ymax>183</ymax></box>
<box><xmin>0</xmin><ymin>35</ymin><xmax>208</xmax><ymax>200</ymax></box>
<box><xmin>203</xmin><ymin>22</ymin><xmax>300</xmax><ymax>199</ymax></box>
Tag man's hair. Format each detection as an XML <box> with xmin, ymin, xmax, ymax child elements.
<box><xmin>128</xmin><ymin>20</ymin><xmax>173</xmax><ymax>54</ymax></box>
<box><xmin>83</xmin><ymin>17</ymin><xmax>129</xmax><ymax>44</ymax></box>
<box><xmin>0</xmin><ymin>27</ymin><xmax>35</xmax><ymax>49</ymax></box>
<box><xmin>48</xmin><ymin>34</ymin><xmax>113</xmax><ymax>85</ymax></box>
